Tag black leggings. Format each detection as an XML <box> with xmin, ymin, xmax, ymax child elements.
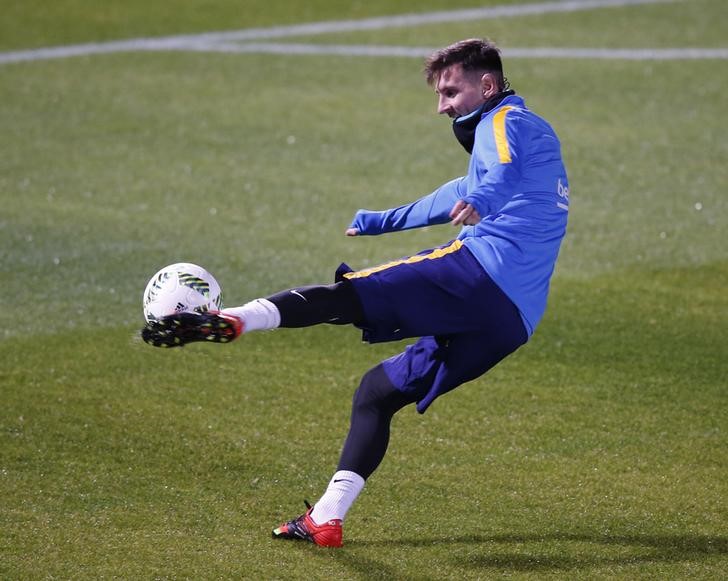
<box><xmin>337</xmin><ymin>364</ymin><xmax>416</xmax><ymax>479</ymax></box>
<box><xmin>267</xmin><ymin>281</ymin><xmax>364</xmax><ymax>328</ymax></box>
<box><xmin>268</xmin><ymin>283</ymin><xmax>413</xmax><ymax>480</ymax></box>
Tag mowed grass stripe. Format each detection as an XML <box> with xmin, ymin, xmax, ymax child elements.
<box><xmin>0</xmin><ymin>0</ymin><xmax>680</xmax><ymax>64</ymax></box>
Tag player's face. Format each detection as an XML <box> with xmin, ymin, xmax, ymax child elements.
<box><xmin>434</xmin><ymin>64</ymin><xmax>488</xmax><ymax>119</ymax></box>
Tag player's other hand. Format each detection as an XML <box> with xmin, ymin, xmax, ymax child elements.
<box><xmin>345</xmin><ymin>228</ymin><xmax>360</xmax><ymax>236</ymax></box>
<box><xmin>450</xmin><ymin>200</ymin><xmax>481</xmax><ymax>226</ymax></box>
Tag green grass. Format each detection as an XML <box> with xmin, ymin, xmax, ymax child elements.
<box><xmin>1</xmin><ymin>0</ymin><xmax>727</xmax><ymax>578</ymax></box>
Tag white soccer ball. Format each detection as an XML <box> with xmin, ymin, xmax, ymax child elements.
<box><xmin>142</xmin><ymin>263</ymin><xmax>223</xmax><ymax>322</ymax></box>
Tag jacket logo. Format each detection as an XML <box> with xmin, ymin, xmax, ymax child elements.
<box><xmin>557</xmin><ymin>179</ymin><xmax>569</xmax><ymax>211</ymax></box>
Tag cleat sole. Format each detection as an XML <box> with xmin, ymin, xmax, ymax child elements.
<box><xmin>141</xmin><ymin>312</ymin><xmax>242</xmax><ymax>348</ymax></box>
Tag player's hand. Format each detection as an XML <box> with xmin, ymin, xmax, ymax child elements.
<box><xmin>450</xmin><ymin>200</ymin><xmax>481</xmax><ymax>226</ymax></box>
<box><xmin>345</xmin><ymin>228</ymin><xmax>360</xmax><ymax>236</ymax></box>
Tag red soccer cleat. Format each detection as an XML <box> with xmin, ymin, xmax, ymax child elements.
<box><xmin>272</xmin><ymin>501</ymin><xmax>343</xmax><ymax>548</ymax></box>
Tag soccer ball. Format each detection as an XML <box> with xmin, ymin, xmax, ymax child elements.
<box><xmin>142</xmin><ymin>263</ymin><xmax>223</xmax><ymax>322</ymax></box>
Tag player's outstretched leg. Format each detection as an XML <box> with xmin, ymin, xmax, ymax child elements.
<box><xmin>141</xmin><ymin>312</ymin><xmax>244</xmax><ymax>348</ymax></box>
<box><xmin>272</xmin><ymin>501</ymin><xmax>343</xmax><ymax>548</ymax></box>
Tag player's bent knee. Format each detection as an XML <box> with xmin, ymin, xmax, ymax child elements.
<box><xmin>352</xmin><ymin>364</ymin><xmax>415</xmax><ymax>416</ymax></box>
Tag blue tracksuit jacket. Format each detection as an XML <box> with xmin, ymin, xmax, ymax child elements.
<box><xmin>349</xmin><ymin>94</ymin><xmax>569</xmax><ymax>336</ymax></box>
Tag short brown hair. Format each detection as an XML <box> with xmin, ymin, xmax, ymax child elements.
<box><xmin>424</xmin><ymin>38</ymin><xmax>505</xmax><ymax>87</ymax></box>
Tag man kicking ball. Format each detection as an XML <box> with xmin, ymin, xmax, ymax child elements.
<box><xmin>142</xmin><ymin>38</ymin><xmax>569</xmax><ymax>547</ymax></box>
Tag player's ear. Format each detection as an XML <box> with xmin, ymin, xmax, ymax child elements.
<box><xmin>480</xmin><ymin>72</ymin><xmax>498</xmax><ymax>99</ymax></box>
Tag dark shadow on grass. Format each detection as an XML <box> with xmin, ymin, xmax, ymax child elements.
<box><xmin>328</xmin><ymin>532</ymin><xmax>727</xmax><ymax>576</ymax></box>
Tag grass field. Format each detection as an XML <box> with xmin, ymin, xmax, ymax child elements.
<box><xmin>1</xmin><ymin>0</ymin><xmax>727</xmax><ymax>578</ymax></box>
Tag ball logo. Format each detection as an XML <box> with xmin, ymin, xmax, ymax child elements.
<box><xmin>178</xmin><ymin>273</ymin><xmax>211</xmax><ymax>298</ymax></box>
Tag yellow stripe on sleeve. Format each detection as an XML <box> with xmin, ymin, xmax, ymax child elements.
<box><xmin>492</xmin><ymin>106</ymin><xmax>514</xmax><ymax>164</ymax></box>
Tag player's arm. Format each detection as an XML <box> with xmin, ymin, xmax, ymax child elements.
<box><xmin>461</xmin><ymin>162</ymin><xmax>522</xmax><ymax>220</ymax></box>
<box><xmin>459</xmin><ymin>111</ymin><xmax>524</xmax><ymax>220</ymax></box>
<box><xmin>346</xmin><ymin>177</ymin><xmax>465</xmax><ymax>236</ymax></box>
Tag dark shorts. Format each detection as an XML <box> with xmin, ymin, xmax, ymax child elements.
<box><xmin>336</xmin><ymin>240</ymin><xmax>528</xmax><ymax>413</ymax></box>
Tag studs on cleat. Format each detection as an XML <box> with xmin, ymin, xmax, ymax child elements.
<box><xmin>141</xmin><ymin>311</ymin><xmax>243</xmax><ymax>348</ymax></box>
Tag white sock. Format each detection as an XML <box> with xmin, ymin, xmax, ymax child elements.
<box><xmin>310</xmin><ymin>470</ymin><xmax>365</xmax><ymax>525</ymax></box>
<box><xmin>222</xmin><ymin>298</ymin><xmax>280</xmax><ymax>332</ymax></box>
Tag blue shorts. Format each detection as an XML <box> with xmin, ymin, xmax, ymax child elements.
<box><xmin>336</xmin><ymin>240</ymin><xmax>528</xmax><ymax>413</ymax></box>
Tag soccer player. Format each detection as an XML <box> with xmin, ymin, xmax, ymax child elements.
<box><xmin>143</xmin><ymin>38</ymin><xmax>569</xmax><ymax>548</ymax></box>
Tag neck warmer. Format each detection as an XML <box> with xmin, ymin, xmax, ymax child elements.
<box><xmin>452</xmin><ymin>90</ymin><xmax>516</xmax><ymax>153</ymax></box>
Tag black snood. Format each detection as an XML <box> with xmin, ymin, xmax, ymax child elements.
<box><xmin>452</xmin><ymin>90</ymin><xmax>515</xmax><ymax>153</ymax></box>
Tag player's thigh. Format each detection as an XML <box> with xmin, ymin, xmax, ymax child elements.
<box><xmin>381</xmin><ymin>326</ymin><xmax>526</xmax><ymax>400</ymax></box>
